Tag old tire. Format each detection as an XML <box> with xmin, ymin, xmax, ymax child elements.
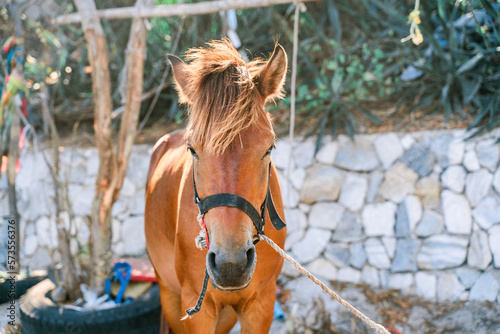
<box><xmin>19</xmin><ymin>279</ymin><xmax>161</xmax><ymax>334</ymax></box>
<box><xmin>0</xmin><ymin>275</ymin><xmax>46</xmax><ymax>303</ymax></box>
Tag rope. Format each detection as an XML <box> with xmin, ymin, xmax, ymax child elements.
<box><xmin>180</xmin><ymin>269</ymin><xmax>210</xmax><ymax>321</ymax></box>
<box><xmin>258</xmin><ymin>234</ymin><xmax>391</xmax><ymax>334</ymax></box>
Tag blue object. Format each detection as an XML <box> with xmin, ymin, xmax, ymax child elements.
<box><xmin>105</xmin><ymin>262</ymin><xmax>132</xmax><ymax>304</ymax></box>
<box><xmin>273</xmin><ymin>300</ymin><xmax>285</xmax><ymax>322</ymax></box>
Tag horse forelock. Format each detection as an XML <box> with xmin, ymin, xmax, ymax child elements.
<box><xmin>183</xmin><ymin>39</ymin><xmax>274</xmax><ymax>155</ymax></box>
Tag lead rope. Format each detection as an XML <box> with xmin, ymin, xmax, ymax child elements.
<box><xmin>258</xmin><ymin>234</ymin><xmax>391</xmax><ymax>334</ymax></box>
<box><xmin>181</xmin><ymin>213</ymin><xmax>210</xmax><ymax>321</ymax></box>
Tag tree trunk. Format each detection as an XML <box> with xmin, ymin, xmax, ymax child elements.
<box><xmin>74</xmin><ymin>0</ymin><xmax>149</xmax><ymax>292</ymax></box>
<box><xmin>73</xmin><ymin>0</ymin><xmax>116</xmax><ymax>291</ymax></box>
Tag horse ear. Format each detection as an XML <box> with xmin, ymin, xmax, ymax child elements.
<box><xmin>255</xmin><ymin>44</ymin><xmax>288</xmax><ymax>100</ymax></box>
<box><xmin>167</xmin><ymin>54</ymin><xmax>193</xmax><ymax>104</ymax></box>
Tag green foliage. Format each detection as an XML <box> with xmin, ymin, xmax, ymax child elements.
<box><xmin>408</xmin><ymin>0</ymin><xmax>500</xmax><ymax>140</ymax></box>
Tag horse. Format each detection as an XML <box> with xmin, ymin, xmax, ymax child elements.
<box><xmin>145</xmin><ymin>39</ymin><xmax>288</xmax><ymax>333</ymax></box>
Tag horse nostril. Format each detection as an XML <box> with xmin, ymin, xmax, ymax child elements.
<box><xmin>245</xmin><ymin>246</ymin><xmax>256</xmax><ymax>272</ymax></box>
<box><xmin>208</xmin><ymin>251</ymin><xmax>219</xmax><ymax>274</ymax></box>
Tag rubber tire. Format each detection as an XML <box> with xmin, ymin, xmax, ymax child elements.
<box><xmin>0</xmin><ymin>276</ymin><xmax>46</xmax><ymax>303</ymax></box>
<box><xmin>19</xmin><ymin>279</ymin><xmax>161</xmax><ymax>334</ymax></box>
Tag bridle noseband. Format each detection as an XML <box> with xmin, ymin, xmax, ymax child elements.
<box><xmin>192</xmin><ymin>162</ymin><xmax>286</xmax><ymax>243</ymax></box>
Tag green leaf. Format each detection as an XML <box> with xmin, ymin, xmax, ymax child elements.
<box><xmin>459</xmin><ymin>77</ymin><xmax>482</xmax><ymax>104</ymax></box>
<box><xmin>456</xmin><ymin>52</ymin><xmax>484</xmax><ymax>74</ymax></box>
<box><xmin>480</xmin><ymin>0</ymin><xmax>498</xmax><ymax>19</ymax></box>
<box><xmin>437</xmin><ymin>0</ymin><xmax>449</xmax><ymax>22</ymax></box>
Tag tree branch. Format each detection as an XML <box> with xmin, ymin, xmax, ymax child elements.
<box><xmin>55</xmin><ymin>0</ymin><xmax>312</xmax><ymax>24</ymax></box>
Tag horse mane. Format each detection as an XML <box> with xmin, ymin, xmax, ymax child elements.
<box><xmin>182</xmin><ymin>39</ymin><xmax>275</xmax><ymax>155</ymax></box>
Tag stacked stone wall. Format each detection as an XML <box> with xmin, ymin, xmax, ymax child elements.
<box><xmin>1</xmin><ymin>129</ymin><xmax>499</xmax><ymax>303</ymax></box>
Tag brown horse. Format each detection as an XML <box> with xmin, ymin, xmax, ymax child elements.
<box><xmin>145</xmin><ymin>40</ymin><xmax>288</xmax><ymax>333</ymax></box>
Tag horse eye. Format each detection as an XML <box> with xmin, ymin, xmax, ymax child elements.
<box><xmin>263</xmin><ymin>145</ymin><xmax>275</xmax><ymax>159</ymax></box>
<box><xmin>187</xmin><ymin>145</ymin><xmax>199</xmax><ymax>159</ymax></box>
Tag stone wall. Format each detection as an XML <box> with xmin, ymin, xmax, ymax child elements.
<box><xmin>1</xmin><ymin>129</ymin><xmax>499</xmax><ymax>303</ymax></box>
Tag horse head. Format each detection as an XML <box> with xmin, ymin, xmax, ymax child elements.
<box><xmin>167</xmin><ymin>40</ymin><xmax>287</xmax><ymax>291</ymax></box>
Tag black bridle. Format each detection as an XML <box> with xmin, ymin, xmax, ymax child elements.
<box><xmin>192</xmin><ymin>162</ymin><xmax>286</xmax><ymax>241</ymax></box>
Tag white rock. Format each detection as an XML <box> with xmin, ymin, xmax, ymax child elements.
<box><xmin>126</xmin><ymin>149</ymin><xmax>150</xmax><ymax>188</ymax></box>
<box><xmin>441</xmin><ymin>165</ymin><xmax>466</xmax><ymax>193</ymax></box>
<box><xmin>35</xmin><ymin>216</ymin><xmax>57</xmax><ymax>248</ymax></box>
<box><xmin>0</xmin><ymin>193</ymin><xmax>8</xmax><ymax>217</ymax></box>
<box><xmin>291</xmin><ymin>227</ymin><xmax>331</xmax><ymax>264</ymax></box>
<box><xmin>306</xmin><ymin>258</ymin><xmax>337</xmax><ymax>281</ymax></box>
<box><xmin>272</xmin><ymin>140</ymin><xmax>293</xmax><ymax>170</ymax></box>
<box><xmin>415</xmin><ymin>210</ymin><xmax>444</xmax><ymax>237</ymax></box>
<box><xmin>473</xmin><ymin>196</ymin><xmax>500</xmax><ymax>230</ymax></box>
<box><xmin>339</xmin><ymin>174</ymin><xmax>368</xmax><ymax>211</ymax></box>
<box><xmin>381</xmin><ymin>237</ymin><xmax>396</xmax><ymax>259</ymax></box>
<box><xmin>293</xmin><ymin>140</ymin><xmax>316</xmax><ymax>169</ymax></box>
<box><xmin>465</xmin><ymin>169</ymin><xmax>493</xmax><ymax>207</ymax></box>
<box><xmin>308</xmin><ymin>202</ymin><xmax>344</xmax><ymax>230</ymax></box>
<box><xmin>415</xmin><ymin>173</ymin><xmax>441</xmax><ymax>209</ymax></box>
<box><xmin>86</xmin><ymin>153</ymin><xmax>99</xmax><ymax>176</ymax></box>
<box><xmin>349</xmin><ymin>242</ymin><xmax>367</xmax><ymax>269</ymax></box>
<box><xmin>75</xmin><ymin>217</ymin><xmax>90</xmax><ymax>244</ymax></box>
<box><xmin>493</xmin><ymin>168</ymin><xmax>500</xmax><ymax>195</ymax></box>
<box><xmin>336</xmin><ymin>267</ymin><xmax>361</xmax><ymax>283</ymax></box>
<box><xmin>112</xmin><ymin>241</ymin><xmax>125</xmax><ymax>256</ymax></box>
<box><xmin>456</xmin><ymin>267</ymin><xmax>481</xmax><ymax>289</ymax></box>
<box><xmin>284</xmin><ymin>208</ymin><xmax>307</xmax><ymax>234</ymax></box>
<box><xmin>112</xmin><ymin>197</ymin><xmax>129</xmax><ymax>217</ymax></box>
<box><xmin>365</xmin><ymin>238</ymin><xmax>391</xmax><ymax>269</ymax></box>
<box><xmin>324</xmin><ymin>244</ymin><xmax>350</xmax><ymax>267</ymax></box>
<box><xmin>441</xmin><ymin>190</ymin><xmax>472</xmax><ymax>234</ymax></box>
<box><xmin>374</xmin><ymin>133</ymin><xmax>404</xmax><ymax>169</ymax></box>
<box><xmin>362</xmin><ymin>202</ymin><xmax>397</xmax><ymax>236</ymax></box>
<box><xmin>447</xmin><ymin>139</ymin><xmax>465</xmax><ymax>165</ymax></box>
<box><xmin>22</xmin><ymin>181</ymin><xmax>55</xmax><ymax>222</ymax></box>
<box><xmin>25</xmin><ymin>247</ymin><xmax>52</xmax><ymax>270</ymax></box>
<box><xmin>129</xmin><ymin>194</ymin><xmax>145</xmax><ymax>215</ymax></box>
<box><xmin>437</xmin><ymin>272</ymin><xmax>466</xmax><ymax>302</ymax></box>
<box><xmin>316</xmin><ymin>141</ymin><xmax>339</xmax><ymax>165</ymax></box>
<box><xmin>389</xmin><ymin>273</ymin><xmax>414</xmax><ymax>292</ymax></box>
<box><xmin>379</xmin><ymin>162</ymin><xmax>419</xmax><ymax>203</ymax></box>
<box><xmin>23</xmin><ymin>233</ymin><xmax>38</xmax><ymax>257</ymax></box>
<box><xmin>361</xmin><ymin>266</ymin><xmax>380</xmax><ymax>287</ymax></box>
<box><xmin>290</xmin><ymin>168</ymin><xmax>306</xmax><ymax>190</ymax></box>
<box><xmin>120</xmin><ymin>178</ymin><xmax>137</xmax><ymax>199</ymax></box>
<box><xmin>69</xmin><ymin>184</ymin><xmax>95</xmax><ymax>217</ymax></box>
<box><xmin>488</xmin><ymin>225</ymin><xmax>500</xmax><ymax>268</ymax></box>
<box><xmin>298</xmin><ymin>203</ymin><xmax>311</xmax><ymax>213</ymax></box>
<box><xmin>415</xmin><ymin>272</ymin><xmax>436</xmax><ymax>300</ymax></box>
<box><xmin>334</xmin><ymin>135</ymin><xmax>380</xmax><ymax>172</ymax></box>
<box><xmin>112</xmin><ymin>218</ymin><xmax>121</xmax><ymax>244</ymax></box>
<box><xmin>417</xmin><ymin>234</ymin><xmax>469</xmax><ymax>269</ymax></box>
<box><xmin>121</xmin><ymin>216</ymin><xmax>146</xmax><ymax>256</ymax></box>
<box><xmin>280</xmin><ymin>260</ymin><xmax>301</xmax><ymax>278</ymax></box>
<box><xmin>463</xmin><ymin>150</ymin><xmax>480</xmax><ymax>172</ymax></box>
<box><xmin>400</xmin><ymin>134</ymin><xmax>415</xmax><ymax>150</ymax></box>
<box><xmin>379</xmin><ymin>270</ymin><xmax>390</xmax><ymax>288</ymax></box>
<box><xmin>469</xmin><ymin>272</ymin><xmax>500</xmax><ymax>302</ymax></box>
<box><xmin>476</xmin><ymin>140</ymin><xmax>500</xmax><ymax>172</ymax></box>
<box><xmin>366</xmin><ymin>171</ymin><xmax>384</xmax><ymax>203</ymax></box>
<box><xmin>277</xmin><ymin>172</ymin><xmax>300</xmax><ymax>208</ymax></box>
<box><xmin>300</xmin><ymin>165</ymin><xmax>344</xmax><ymax>203</ymax></box>
<box><xmin>285</xmin><ymin>230</ymin><xmax>305</xmax><ymax>251</ymax></box>
<box><xmin>467</xmin><ymin>229</ymin><xmax>492</xmax><ymax>270</ymax></box>
<box><xmin>403</xmin><ymin>195</ymin><xmax>423</xmax><ymax>231</ymax></box>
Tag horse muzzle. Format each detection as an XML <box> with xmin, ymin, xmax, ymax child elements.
<box><xmin>206</xmin><ymin>243</ymin><xmax>256</xmax><ymax>291</ymax></box>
